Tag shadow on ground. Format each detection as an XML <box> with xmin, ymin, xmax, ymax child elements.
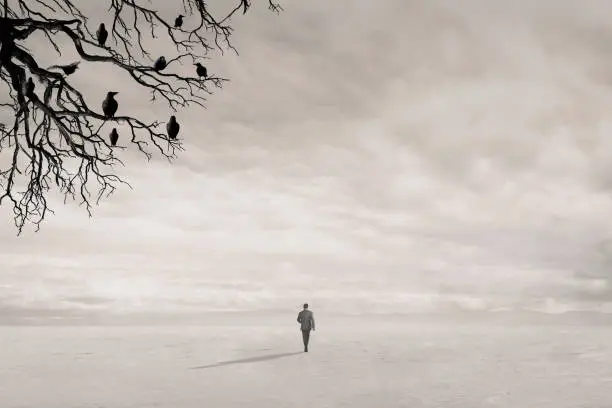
<box><xmin>191</xmin><ymin>352</ymin><xmax>303</xmax><ymax>369</ymax></box>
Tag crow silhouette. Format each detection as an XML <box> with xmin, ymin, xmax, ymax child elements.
<box><xmin>96</xmin><ymin>23</ymin><xmax>108</xmax><ymax>47</ymax></box>
<box><xmin>166</xmin><ymin>116</ymin><xmax>180</xmax><ymax>140</ymax></box>
<box><xmin>174</xmin><ymin>14</ymin><xmax>184</xmax><ymax>28</ymax></box>
<box><xmin>102</xmin><ymin>92</ymin><xmax>119</xmax><ymax>118</ymax></box>
<box><xmin>109</xmin><ymin>128</ymin><xmax>119</xmax><ymax>146</ymax></box>
<box><xmin>49</xmin><ymin>62</ymin><xmax>80</xmax><ymax>75</ymax></box>
<box><xmin>154</xmin><ymin>56</ymin><xmax>167</xmax><ymax>72</ymax></box>
<box><xmin>195</xmin><ymin>63</ymin><xmax>207</xmax><ymax>78</ymax></box>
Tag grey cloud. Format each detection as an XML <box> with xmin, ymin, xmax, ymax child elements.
<box><xmin>3</xmin><ymin>0</ymin><xmax>612</xmax><ymax>318</ymax></box>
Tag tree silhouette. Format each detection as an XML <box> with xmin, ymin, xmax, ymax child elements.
<box><xmin>0</xmin><ymin>0</ymin><xmax>282</xmax><ymax>234</ymax></box>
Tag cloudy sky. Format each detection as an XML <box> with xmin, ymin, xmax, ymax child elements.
<box><xmin>2</xmin><ymin>0</ymin><xmax>612</xmax><ymax>320</ymax></box>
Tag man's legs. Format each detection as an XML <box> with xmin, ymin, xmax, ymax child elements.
<box><xmin>301</xmin><ymin>329</ymin><xmax>310</xmax><ymax>352</ymax></box>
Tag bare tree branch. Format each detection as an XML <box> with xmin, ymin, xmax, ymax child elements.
<box><xmin>0</xmin><ymin>0</ymin><xmax>283</xmax><ymax>234</ymax></box>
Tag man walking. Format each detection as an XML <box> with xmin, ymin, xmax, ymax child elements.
<box><xmin>297</xmin><ymin>303</ymin><xmax>315</xmax><ymax>352</ymax></box>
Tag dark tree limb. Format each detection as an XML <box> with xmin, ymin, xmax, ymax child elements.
<box><xmin>0</xmin><ymin>0</ymin><xmax>282</xmax><ymax>234</ymax></box>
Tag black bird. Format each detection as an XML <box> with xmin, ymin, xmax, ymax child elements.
<box><xmin>174</xmin><ymin>14</ymin><xmax>184</xmax><ymax>28</ymax></box>
<box><xmin>109</xmin><ymin>128</ymin><xmax>119</xmax><ymax>146</ymax></box>
<box><xmin>25</xmin><ymin>78</ymin><xmax>35</xmax><ymax>99</ymax></box>
<box><xmin>166</xmin><ymin>115</ymin><xmax>180</xmax><ymax>140</ymax></box>
<box><xmin>102</xmin><ymin>91</ymin><xmax>119</xmax><ymax>118</ymax></box>
<box><xmin>96</xmin><ymin>23</ymin><xmax>108</xmax><ymax>47</ymax></box>
<box><xmin>154</xmin><ymin>56</ymin><xmax>167</xmax><ymax>72</ymax></box>
<box><xmin>50</xmin><ymin>61</ymin><xmax>80</xmax><ymax>75</ymax></box>
<box><xmin>194</xmin><ymin>63</ymin><xmax>207</xmax><ymax>78</ymax></box>
<box><xmin>241</xmin><ymin>0</ymin><xmax>250</xmax><ymax>14</ymax></box>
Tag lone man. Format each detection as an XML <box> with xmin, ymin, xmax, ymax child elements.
<box><xmin>297</xmin><ymin>303</ymin><xmax>315</xmax><ymax>352</ymax></box>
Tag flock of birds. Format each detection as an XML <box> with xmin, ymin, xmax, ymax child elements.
<box><xmin>25</xmin><ymin>13</ymin><xmax>209</xmax><ymax>147</ymax></box>
<box><xmin>93</xmin><ymin>16</ymin><xmax>208</xmax><ymax>80</ymax></box>
<box><xmin>102</xmin><ymin>91</ymin><xmax>180</xmax><ymax>145</ymax></box>
<box><xmin>101</xmin><ymin>90</ymin><xmax>180</xmax><ymax>147</ymax></box>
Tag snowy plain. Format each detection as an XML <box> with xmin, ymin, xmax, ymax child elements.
<box><xmin>1</xmin><ymin>315</ymin><xmax>611</xmax><ymax>408</ymax></box>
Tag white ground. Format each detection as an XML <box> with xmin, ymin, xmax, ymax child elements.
<box><xmin>1</xmin><ymin>317</ymin><xmax>611</xmax><ymax>408</ymax></box>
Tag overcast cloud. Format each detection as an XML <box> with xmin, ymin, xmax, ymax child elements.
<box><xmin>2</xmin><ymin>0</ymin><xmax>612</xmax><ymax>320</ymax></box>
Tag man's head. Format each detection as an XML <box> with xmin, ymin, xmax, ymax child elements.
<box><xmin>303</xmin><ymin>303</ymin><xmax>308</xmax><ymax>309</ymax></box>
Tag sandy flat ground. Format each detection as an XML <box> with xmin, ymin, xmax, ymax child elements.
<box><xmin>1</xmin><ymin>317</ymin><xmax>611</xmax><ymax>408</ymax></box>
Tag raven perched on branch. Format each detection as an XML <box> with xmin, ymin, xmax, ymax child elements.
<box><xmin>49</xmin><ymin>61</ymin><xmax>80</xmax><ymax>75</ymax></box>
<box><xmin>0</xmin><ymin>0</ymin><xmax>283</xmax><ymax>234</ymax></box>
